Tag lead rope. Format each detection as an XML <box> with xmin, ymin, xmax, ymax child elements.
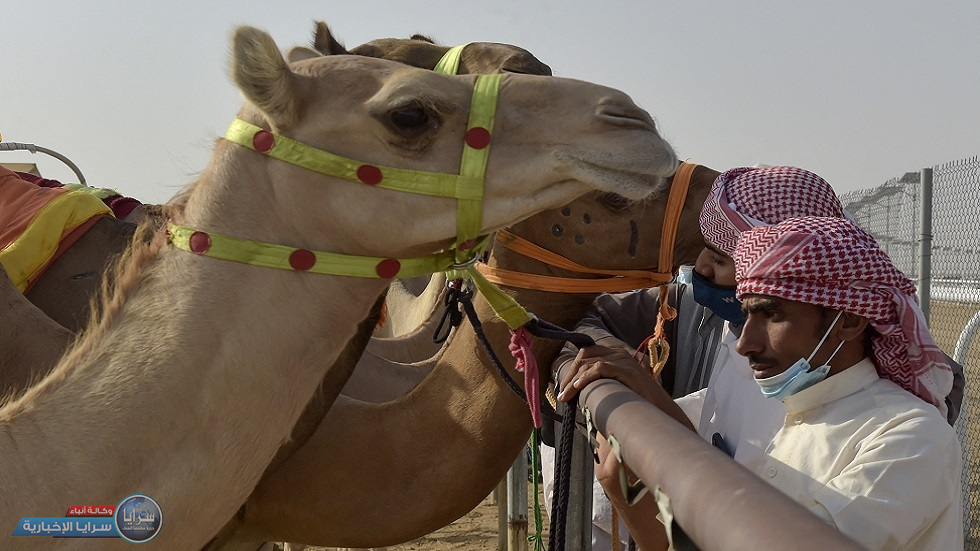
<box><xmin>449</xmin><ymin>284</ymin><xmax>588</xmax><ymax>551</ymax></box>
<box><xmin>511</xmin><ymin>326</ymin><xmax>547</xmax><ymax>551</ymax></box>
<box><xmin>456</xmin><ymin>290</ymin><xmax>564</xmax><ymax>423</ymax></box>
<box><xmin>518</xmin><ymin>321</ymin><xmax>594</xmax><ymax>551</ymax></box>
<box><xmin>647</xmin><ymin>285</ymin><xmax>678</xmax><ymax>378</ymax></box>
<box><xmin>629</xmin><ymin>285</ymin><xmax>678</xmax><ymax>378</ymax></box>
<box><xmin>432</xmin><ymin>278</ymin><xmax>470</xmax><ymax>344</ymax></box>
<box><xmin>548</xmin><ymin>391</ymin><xmax>577</xmax><ymax>551</ymax></box>
<box><xmin>529</xmin><ymin>426</ymin><xmax>547</xmax><ymax>551</ymax></box>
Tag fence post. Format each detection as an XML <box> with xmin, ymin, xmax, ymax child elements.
<box><xmin>918</xmin><ymin>167</ymin><xmax>933</xmax><ymax>322</ymax></box>
<box><xmin>507</xmin><ymin>451</ymin><xmax>529</xmax><ymax>551</ymax></box>
<box><xmin>497</xmin><ymin>479</ymin><xmax>508</xmax><ymax>551</ymax></box>
<box><xmin>563</xmin><ymin>417</ymin><xmax>594</xmax><ymax>550</ymax></box>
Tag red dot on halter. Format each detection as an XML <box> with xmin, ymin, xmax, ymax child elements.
<box><xmin>252</xmin><ymin>130</ymin><xmax>275</xmax><ymax>154</ymax></box>
<box><xmin>375</xmin><ymin>258</ymin><xmax>401</xmax><ymax>279</ymax></box>
<box><xmin>288</xmin><ymin>249</ymin><xmax>316</xmax><ymax>271</ymax></box>
<box><xmin>357</xmin><ymin>165</ymin><xmax>384</xmax><ymax>185</ymax></box>
<box><xmin>189</xmin><ymin>231</ymin><xmax>212</xmax><ymax>254</ymax></box>
<box><xmin>465</xmin><ymin>127</ymin><xmax>491</xmax><ymax>149</ymax></box>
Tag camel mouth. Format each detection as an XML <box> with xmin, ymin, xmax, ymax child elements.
<box><xmin>555</xmin><ymin>149</ymin><xmax>677</xmax><ymax>201</ymax></box>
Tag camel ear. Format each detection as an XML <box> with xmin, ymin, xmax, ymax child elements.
<box><xmin>287</xmin><ymin>46</ymin><xmax>321</xmax><ymax>63</ymax></box>
<box><xmin>232</xmin><ymin>26</ymin><xmax>299</xmax><ymax>127</ymax></box>
<box><xmin>313</xmin><ymin>21</ymin><xmax>349</xmax><ymax>55</ymax></box>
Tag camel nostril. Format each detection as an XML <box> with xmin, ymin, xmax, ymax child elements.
<box><xmin>596</xmin><ymin>97</ymin><xmax>657</xmax><ymax>132</ymax></box>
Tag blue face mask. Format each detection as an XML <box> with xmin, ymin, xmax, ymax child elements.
<box><xmin>692</xmin><ymin>271</ymin><xmax>746</xmax><ymax>325</ymax></box>
<box><xmin>756</xmin><ymin>310</ymin><xmax>845</xmax><ymax>400</ymax></box>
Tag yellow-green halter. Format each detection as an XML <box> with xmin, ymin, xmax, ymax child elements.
<box><xmin>433</xmin><ymin>44</ymin><xmax>468</xmax><ymax>75</ymax></box>
<box><xmin>170</xmin><ymin>50</ymin><xmax>531</xmax><ymax>328</ymax></box>
<box><xmin>433</xmin><ymin>44</ymin><xmax>533</xmax><ymax>329</ymax></box>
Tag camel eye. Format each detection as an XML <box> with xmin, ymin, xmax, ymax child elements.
<box><xmin>390</xmin><ymin>106</ymin><xmax>429</xmax><ymax>129</ymax></box>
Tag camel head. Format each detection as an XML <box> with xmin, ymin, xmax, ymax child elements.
<box><xmin>498</xmin><ymin>166</ymin><xmax>715</xmax><ymax>283</ymax></box>
<box><xmin>310</xmin><ymin>21</ymin><xmax>553</xmax><ymax>76</ymax></box>
<box><xmin>211</xmin><ymin>26</ymin><xmax>677</xmax><ymax>260</ymax></box>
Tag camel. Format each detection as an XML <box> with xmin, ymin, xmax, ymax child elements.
<box><xmin>0</xmin><ymin>22</ymin><xmax>554</xmax><ymax>398</ymax></box>
<box><xmin>311</xmin><ymin>21</ymin><xmax>553</xmax><ymax>77</ymax></box>
<box><xmin>365</xmin><ymin>273</ymin><xmax>449</xmax><ymax>367</ymax></box>
<box><xmin>210</xmin><ymin>164</ymin><xmax>719</xmax><ymax>549</ymax></box>
<box><xmin>0</xmin><ymin>25</ymin><xmax>677</xmax><ymax>549</ymax></box>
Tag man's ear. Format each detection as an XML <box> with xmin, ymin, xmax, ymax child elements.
<box><xmin>838</xmin><ymin>311</ymin><xmax>869</xmax><ymax>342</ymax></box>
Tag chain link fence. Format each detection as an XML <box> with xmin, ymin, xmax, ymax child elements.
<box><xmin>840</xmin><ymin>155</ymin><xmax>980</xmax><ymax>549</ymax></box>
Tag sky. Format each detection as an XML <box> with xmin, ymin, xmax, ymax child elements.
<box><xmin>2</xmin><ymin>1</ymin><xmax>978</xmax><ymax>205</ymax></box>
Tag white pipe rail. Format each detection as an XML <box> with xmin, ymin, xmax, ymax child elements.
<box><xmin>574</xmin><ymin>377</ymin><xmax>865</xmax><ymax>551</ymax></box>
<box><xmin>0</xmin><ymin>141</ymin><xmax>88</xmax><ymax>186</ymax></box>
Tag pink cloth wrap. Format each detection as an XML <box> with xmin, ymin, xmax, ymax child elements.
<box><xmin>699</xmin><ymin>166</ymin><xmax>847</xmax><ymax>256</ymax></box>
<box><xmin>734</xmin><ymin>216</ymin><xmax>953</xmax><ymax>413</ymax></box>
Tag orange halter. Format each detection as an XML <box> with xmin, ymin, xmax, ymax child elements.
<box><xmin>475</xmin><ymin>161</ymin><xmax>696</xmax><ymax>294</ymax></box>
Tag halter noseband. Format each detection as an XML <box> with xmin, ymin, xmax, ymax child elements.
<box><xmin>475</xmin><ymin>162</ymin><xmax>696</xmax><ymax>294</ymax></box>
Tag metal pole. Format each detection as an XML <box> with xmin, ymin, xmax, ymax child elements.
<box><xmin>497</xmin><ymin>479</ymin><xmax>508</xmax><ymax>551</ymax></box>
<box><xmin>507</xmin><ymin>450</ymin><xmax>529</xmax><ymax>551</ymax></box>
<box><xmin>575</xmin><ymin>378</ymin><xmax>866</xmax><ymax>551</ymax></box>
<box><xmin>919</xmin><ymin>167</ymin><xmax>934</xmax><ymax>323</ymax></box>
<box><xmin>564</xmin><ymin>409</ymin><xmax>594</xmax><ymax>551</ymax></box>
<box><xmin>0</xmin><ymin>142</ymin><xmax>88</xmax><ymax>186</ymax></box>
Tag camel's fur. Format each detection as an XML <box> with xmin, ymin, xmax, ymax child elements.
<box><xmin>0</xmin><ymin>23</ymin><xmax>676</xmax><ymax>550</ymax></box>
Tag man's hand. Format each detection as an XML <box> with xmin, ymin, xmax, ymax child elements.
<box><xmin>556</xmin><ymin>345</ymin><xmax>696</xmax><ymax>431</ymax></box>
<box><xmin>557</xmin><ymin>345</ymin><xmax>665</xmax><ymax>406</ymax></box>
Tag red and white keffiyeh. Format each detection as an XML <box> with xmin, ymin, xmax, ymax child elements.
<box><xmin>734</xmin><ymin>216</ymin><xmax>953</xmax><ymax>413</ymax></box>
<box><xmin>699</xmin><ymin>166</ymin><xmax>847</xmax><ymax>256</ymax></box>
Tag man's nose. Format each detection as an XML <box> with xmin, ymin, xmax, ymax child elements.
<box><xmin>694</xmin><ymin>260</ymin><xmax>712</xmax><ymax>279</ymax></box>
<box><xmin>735</xmin><ymin>319</ymin><xmax>761</xmax><ymax>357</ymax></box>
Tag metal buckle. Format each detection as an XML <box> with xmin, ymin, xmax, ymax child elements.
<box><xmin>451</xmin><ymin>252</ymin><xmax>481</xmax><ymax>271</ymax></box>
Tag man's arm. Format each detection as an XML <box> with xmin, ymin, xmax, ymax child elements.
<box><xmin>593</xmin><ymin>435</ymin><xmax>669</xmax><ymax>551</ymax></box>
<box><xmin>556</xmin><ymin>345</ymin><xmax>696</xmax><ymax>431</ymax></box>
<box><xmin>576</xmin><ymin>288</ymin><xmax>669</xmax><ymax>352</ymax></box>
<box><xmin>551</xmin><ymin>287</ymin><xmax>670</xmax><ymax>385</ymax></box>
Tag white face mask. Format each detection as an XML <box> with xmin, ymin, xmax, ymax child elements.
<box><xmin>755</xmin><ymin>310</ymin><xmax>845</xmax><ymax>400</ymax></box>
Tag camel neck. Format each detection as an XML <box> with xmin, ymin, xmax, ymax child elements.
<box><xmin>0</xmin><ymin>238</ymin><xmax>389</xmax><ymax>547</ymax></box>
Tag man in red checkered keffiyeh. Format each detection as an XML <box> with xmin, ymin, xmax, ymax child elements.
<box><xmin>734</xmin><ymin>216</ymin><xmax>953</xmax><ymax>414</ymax></box>
<box><xmin>700</xmin><ymin>165</ymin><xmax>849</xmax><ymax>256</ymax></box>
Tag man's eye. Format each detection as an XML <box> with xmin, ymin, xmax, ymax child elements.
<box><xmin>764</xmin><ymin>310</ymin><xmax>782</xmax><ymax>321</ymax></box>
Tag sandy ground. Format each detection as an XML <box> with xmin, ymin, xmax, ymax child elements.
<box><xmin>295</xmin><ymin>484</ymin><xmax>552</xmax><ymax>551</ymax></box>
